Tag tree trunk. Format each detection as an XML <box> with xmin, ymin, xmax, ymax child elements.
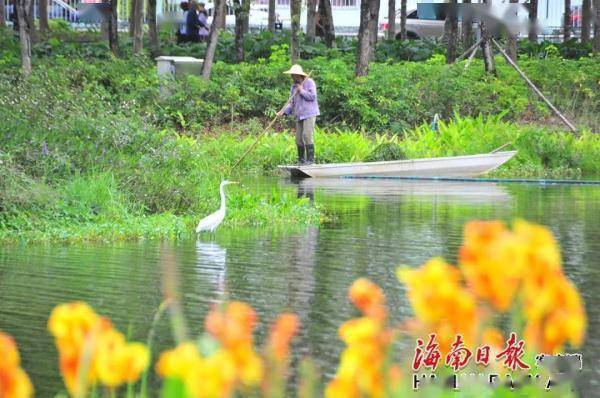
<box><xmin>387</xmin><ymin>0</ymin><xmax>395</xmax><ymax>40</ymax></box>
<box><xmin>202</xmin><ymin>0</ymin><xmax>223</xmax><ymax>79</ymax></box>
<box><xmin>108</xmin><ymin>0</ymin><xmax>119</xmax><ymax>56</ymax></box>
<box><xmin>506</xmin><ymin>0</ymin><xmax>518</xmax><ymax>61</ymax></box>
<box><xmin>16</xmin><ymin>0</ymin><xmax>32</xmax><ymax>76</ymax></box>
<box><xmin>528</xmin><ymin>0</ymin><xmax>537</xmax><ymax>42</ymax></box>
<box><xmin>462</xmin><ymin>0</ymin><xmax>473</xmax><ymax>47</ymax></box>
<box><xmin>306</xmin><ymin>0</ymin><xmax>317</xmax><ymax>41</ymax></box>
<box><xmin>445</xmin><ymin>0</ymin><xmax>458</xmax><ymax>64</ymax></box>
<box><xmin>582</xmin><ymin>0</ymin><xmax>592</xmax><ymax>43</ymax></box>
<box><xmin>564</xmin><ymin>0</ymin><xmax>572</xmax><ymax>41</ymax></box>
<box><xmin>480</xmin><ymin>21</ymin><xmax>495</xmax><ymax>75</ymax></box>
<box><xmin>290</xmin><ymin>0</ymin><xmax>301</xmax><ymax>63</ymax></box>
<box><xmin>595</xmin><ymin>0</ymin><xmax>600</xmax><ymax>54</ymax></box>
<box><xmin>368</xmin><ymin>0</ymin><xmax>379</xmax><ymax>58</ymax></box>
<box><xmin>39</xmin><ymin>0</ymin><xmax>49</xmax><ymax>35</ymax></box>
<box><xmin>234</xmin><ymin>0</ymin><xmax>250</xmax><ymax>62</ymax></box>
<box><xmin>356</xmin><ymin>0</ymin><xmax>379</xmax><ymax>76</ymax></box>
<box><xmin>26</xmin><ymin>0</ymin><xmax>36</xmax><ymax>43</ymax></box>
<box><xmin>318</xmin><ymin>0</ymin><xmax>335</xmax><ymax>48</ymax></box>
<box><xmin>400</xmin><ymin>0</ymin><xmax>406</xmax><ymax>40</ymax></box>
<box><xmin>268</xmin><ymin>0</ymin><xmax>276</xmax><ymax>32</ymax></box>
<box><xmin>148</xmin><ymin>0</ymin><xmax>158</xmax><ymax>55</ymax></box>
<box><xmin>129</xmin><ymin>0</ymin><xmax>135</xmax><ymax>36</ymax></box>
<box><xmin>0</xmin><ymin>0</ymin><xmax>5</xmax><ymax>29</ymax></box>
<box><xmin>132</xmin><ymin>0</ymin><xmax>143</xmax><ymax>53</ymax></box>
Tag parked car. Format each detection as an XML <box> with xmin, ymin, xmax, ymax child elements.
<box><xmin>379</xmin><ymin>9</ymin><xmax>445</xmax><ymax>40</ymax></box>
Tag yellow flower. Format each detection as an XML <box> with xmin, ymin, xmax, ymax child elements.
<box><xmin>96</xmin><ymin>329</ymin><xmax>149</xmax><ymax>387</ymax></box>
<box><xmin>187</xmin><ymin>350</ymin><xmax>237</xmax><ymax>398</ymax></box>
<box><xmin>523</xmin><ymin>273</ymin><xmax>586</xmax><ymax>353</ymax></box>
<box><xmin>459</xmin><ymin>221</ymin><xmax>526</xmax><ymax>312</ymax></box>
<box><xmin>156</xmin><ymin>342</ymin><xmax>202</xmax><ymax>380</ymax></box>
<box><xmin>0</xmin><ymin>332</ymin><xmax>34</xmax><ymax>398</ymax></box>
<box><xmin>48</xmin><ymin>302</ymin><xmax>148</xmax><ymax>394</ymax></box>
<box><xmin>398</xmin><ymin>258</ymin><xmax>477</xmax><ymax>351</ymax></box>
<box><xmin>328</xmin><ymin>281</ymin><xmax>390</xmax><ymax>398</ymax></box>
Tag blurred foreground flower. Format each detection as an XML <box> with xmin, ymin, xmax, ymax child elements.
<box><xmin>326</xmin><ymin>278</ymin><xmax>394</xmax><ymax>398</ymax></box>
<box><xmin>0</xmin><ymin>331</ymin><xmax>33</xmax><ymax>398</ymax></box>
<box><xmin>157</xmin><ymin>303</ymin><xmax>299</xmax><ymax>398</ymax></box>
<box><xmin>47</xmin><ymin>302</ymin><xmax>149</xmax><ymax>396</ymax></box>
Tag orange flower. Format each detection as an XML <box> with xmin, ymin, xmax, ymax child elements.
<box><xmin>267</xmin><ymin>313</ymin><xmax>299</xmax><ymax>362</ymax></box>
<box><xmin>327</xmin><ymin>281</ymin><xmax>390</xmax><ymax>398</ymax></box>
<box><xmin>0</xmin><ymin>332</ymin><xmax>33</xmax><ymax>398</ymax></box>
<box><xmin>459</xmin><ymin>221</ymin><xmax>526</xmax><ymax>312</ymax></box>
<box><xmin>48</xmin><ymin>302</ymin><xmax>148</xmax><ymax>395</ymax></box>
<box><xmin>349</xmin><ymin>278</ymin><xmax>386</xmax><ymax>320</ymax></box>
<box><xmin>523</xmin><ymin>273</ymin><xmax>586</xmax><ymax>353</ymax></box>
<box><xmin>398</xmin><ymin>258</ymin><xmax>477</xmax><ymax>352</ymax></box>
<box><xmin>205</xmin><ymin>302</ymin><xmax>263</xmax><ymax>387</ymax></box>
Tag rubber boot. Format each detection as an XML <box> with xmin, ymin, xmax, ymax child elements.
<box><xmin>296</xmin><ymin>145</ymin><xmax>306</xmax><ymax>165</ymax></box>
<box><xmin>305</xmin><ymin>144</ymin><xmax>315</xmax><ymax>164</ymax></box>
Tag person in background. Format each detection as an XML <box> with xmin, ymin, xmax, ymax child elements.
<box><xmin>186</xmin><ymin>0</ymin><xmax>201</xmax><ymax>42</ymax></box>
<box><xmin>177</xmin><ymin>1</ymin><xmax>189</xmax><ymax>44</ymax></box>
<box><xmin>278</xmin><ymin>64</ymin><xmax>320</xmax><ymax>165</ymax></box>
<box><xmin>197</xmin><ymin>2</ymin><xmax>210</xmax><ymax>42</ymax></box>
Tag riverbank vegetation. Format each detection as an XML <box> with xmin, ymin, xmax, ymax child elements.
<box><xmin>1</xmin><ymin>30</ymin><xmax>599</xmax><ymax>243</ymax></box>
<box><xmin>0</xmin><ymin>220</ymin><xmax>586</xmax><ymax>397</ymax></box>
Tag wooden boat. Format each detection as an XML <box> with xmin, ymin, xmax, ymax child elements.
<box><xmin>278</xmin><ymin>151</ymin><xmax>517</xmax><ymax>178</ymax></box>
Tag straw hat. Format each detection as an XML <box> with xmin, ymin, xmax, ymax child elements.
<box><xmin>283</xmin><ymin>64</ymin><xmax>308</xmax><ymax>77</ymax></box>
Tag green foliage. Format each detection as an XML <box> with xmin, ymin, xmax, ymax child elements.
<box><xmin>518</xmin><ymin>39</ymin><xmax>593</xmax><ymax>60</ymax></box>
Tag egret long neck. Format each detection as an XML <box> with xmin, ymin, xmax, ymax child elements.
<box><xmin>219</xmin><ymin>184</ymin><xmax>226</xmax><ymax>212</ymax></box>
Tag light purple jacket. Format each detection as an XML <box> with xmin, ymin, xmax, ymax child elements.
<box><xmin>283</xmin><ymin>78</ymin><xmax>320</xmax><ymax>121</ymax></box>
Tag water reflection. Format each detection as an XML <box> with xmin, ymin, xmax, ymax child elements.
<box><xmin>195</xmin><ymin>241</ymin><xmax>227</xmax><ymax>301</ymax></box>
<box><xmin>1</xmin><ymin>179</ymin><xmax>599</xmax><ymax>396</ymax></box>
<box><xmin>291</xmin><ymin>177</ymin><xmax>512</xmax><ymax>204</ymax></box>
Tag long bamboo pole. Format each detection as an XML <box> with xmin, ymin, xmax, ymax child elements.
<box><xmin>492</xmin><ymin>39</ymin><xmax>577</xmax><ymax>134</ymax></box>
<box><xmin>229</xmin><ymin>71</ymin><xmax>313</xmax><ymax>172</ymax></box>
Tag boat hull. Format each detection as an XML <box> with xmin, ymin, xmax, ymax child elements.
<box><xmin>278</xmin><ymin>151</ymin><xmax>517</xmax><ymax>178</ymax></box>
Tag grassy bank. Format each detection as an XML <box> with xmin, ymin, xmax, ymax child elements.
<box><xmin>1</xmin><ymin>31</ymin><xmax>599</xmax><ymax>243</ymax></box>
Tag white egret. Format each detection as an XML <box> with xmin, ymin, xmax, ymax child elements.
<box><xmin>195</xmin><ymin>180</ymin><xmax>238</xmax><ymax>234</ymax></box>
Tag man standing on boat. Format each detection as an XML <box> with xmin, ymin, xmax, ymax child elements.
<box><xmin>278</xmin><ymin>65</ymin><xmax>320</xmax><ymax>165</ymax></box>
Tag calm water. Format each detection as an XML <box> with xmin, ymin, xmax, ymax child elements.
<box><xmin>1</xmin><ymin>178</ymin><xmax>599</xmax><ymax>396</ymax></box>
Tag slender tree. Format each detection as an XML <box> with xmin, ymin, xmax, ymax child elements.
<box><xmin>0</xmin><ymin>0</ymin><xmax>5</xmax><ymax>28</ymax></box>
<box><xmin>268</xmin><ymin>0</ymin><xmax>276</xmax><ymax>32</ymax></box>
<box><xmin>108</xmin><ymin>0</ymin><xmax>119</xmax><ymax>56</ymax></box>
<box><xmin>16</xmin><ymin>0</ymin><xmax>32</xmax><ymax>76</ymax></box>
<box><xmin>129</xmin><ymin>0</ymin><xmax>135</xmax><ymax>36</ymax></box>
<box><xmin>387</xmin><ymin>0</ymin><xmax>395</xmax><ymax>40</ymax></box>
<box><xmin>400</xmin><ymin>0</ymin><xmax>406</xmax><ymax>40</ymax></box>
<box><xmin>564</xmin><ymin>0</ymin><xmax>572</xmax><ymax>41</ymax></box>
<box><xmin>148</xmin><ymin>0</ymin><xmax>159</xmax><ymax>55</ymax></box>
<box><xmin>582</xmin><ymin>0</ymin><xmax>592</xmax><ymax>43</ymax></box>
<box><xmin>40</xmin><ymin>0</ymin><xmax>49</xmax><ymax>35</ymax></box>
<box><xmin>234</xmin><ymin>0</ymin><xmax>250</xmax><ymax>62</ymax></box>
<box><xmin>132</xmin><ymin>0</ymin><xmax>144</xmax><ymax>53</ymax></box>
<box><xmin>506</xmin><ymin>0</ymin><xmax>519</xmax><ymax>61</ymax></box>
<box><xmin>528</xmin><ymin>0</ymin><xmax>538</xmax><ymax>42</ymax></box>
<box><xmin>290</xmin><ymin>0</ymin><xmax>301</xmax><ymax>62</ymax></box>
<box><xmin>594</xmin><ymin>0</ymin><xmax>600</xmax><ymax>53</ymax></box>
<box><xmin>306</xmin><ymin>0</ymin><xmax>317</xmax><ymax>41</ymax></box>
<box><xmin>26</xmin><ymin>0</ymin><xmax>35</xmax><ymax>43</ymax></box>
<box><xmin>462</xmin><ymin>0</ymin><xmax>473</xmax><ymax>47</ymax></box>
<box><xmin>202</xmin><ymin>0</ymin><xmax>224</xmax><ymax>79</ymax></box>
<box><xmin>480</xmin><ymin>0</ymin><xmax>495</xmax><ymax>75</ymax></box>
<box><xmin>356</xmin><ymin>0</ymin><xmax>379</xmax><ymax>76</ymax></box>
<box><xmin>318</xmin><ymin>0</ymin><xmax>335</xmax><ymax>47</ymax></box>
<box><xmin>445</xmin><ymin>0</ymin><xmax>458</xmax><ymax>64</ymax></box>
